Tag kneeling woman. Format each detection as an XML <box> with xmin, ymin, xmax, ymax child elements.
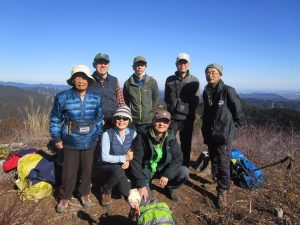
<box><xmin>99</xmin><ymin>106</ymin><xmax>136</xmax><ymax>208</ymax></box>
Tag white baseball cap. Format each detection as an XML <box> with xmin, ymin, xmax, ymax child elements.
<box><xmin>176</xmin><ymin>53</ymin><xmax>190</xmax><ymax>62</ymax></box>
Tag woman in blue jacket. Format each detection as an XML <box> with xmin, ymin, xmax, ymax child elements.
<box><xmin>50</xmin><ymin>65</ymin><xmax>103</xmax><ymax>213</ymax></box>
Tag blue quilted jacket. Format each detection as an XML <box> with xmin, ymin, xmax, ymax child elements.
<box><xmin>50</xmin><ymin>88</ymin><xmax>103</xmax><ymax>150</ymax></box>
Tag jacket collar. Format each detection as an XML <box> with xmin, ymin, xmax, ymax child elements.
<box><xmin>92</xmin><ymin>72</ymin><xmax>110</xmax><ymax>83</ymax></box>
<box><xmin>204</xmin><ymin>79</ymin><xmax>224</xmax><ymax>94</ymax></box>
<box><xmin>113</xmin><ymin>127</ymin><xmax>131</xmax><ymax>136</ymax></box>
<box><xmin>128</xmin><ymin>73</ymin><xmax>150</xmax><ymax>85</ymax></box>
<box><xmin>175</xmin><ymin>70</ymin><xmax>190</xmax><ymax>81</ymax></box>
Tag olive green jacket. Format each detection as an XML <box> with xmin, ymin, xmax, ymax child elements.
<box><xmin>123</xmin><ymin>74</ymin><xmax>160</xmax><ymax>124</ymax></box>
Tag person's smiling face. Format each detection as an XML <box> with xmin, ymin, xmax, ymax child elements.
<box><xmin>72</xmin><ymin>75</ymin><xmax>89</xmax><ymax>92</ymax></box>
<box><xmin>205</xmin><ymin>68</ymin><xmax>222</xmax><ymax>87</ymax></box>
<box><xmin>114</xmin><ymin>116</ymin><xmax>130</xmax><ymax>130</ymax></box>
<box><xmin>153</xmin><ymin>118</ymin><xmax>170</xmax><ymax>134</ymax></box>
<box><xmin>94</xmin><ymin>59</ymin><xmax>110</xmax><ymax>77</ymax></box>
<box><xmin>176</xmin><ymin>60</ymin><xmax>190</xmax><ymax>76</ymax></box>
<box><xmin>133</xmin><ymin>61</ymin><xmax>147</xmax><ymax>75</ymax></box>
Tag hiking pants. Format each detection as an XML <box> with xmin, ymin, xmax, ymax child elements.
<box><xmin>207</xmin><ymin>143</ymin><xmax>231</xmax><ymax>194</ymax></box>
<box><xmin>170</xmin><ymin>116</ymin><xmax>195</xmax><ymax>166</ymax></box>
<box><xmin>140</xmin><ymin>165</ymin><xmax>189</xmax><ymax>205</ymax></box>
<box><xmin>99</xmin><ymin>164</ymin><xmax>131</xmax><ymax>199</ymax></box>
<box><xmin>59</xmin><ymin>147</ymin><xmax>95</xmax><ymax>199</ymax></box>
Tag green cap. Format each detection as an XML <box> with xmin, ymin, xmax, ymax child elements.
<box><xmin>133</xmin><ymin>56</ymin><xmax>147</xmax><ymax>64</ymax></box>
<box><xmin>94</xmin><ymin>53</ymin><xmax>110</xmax><ymax>63</ymax></box>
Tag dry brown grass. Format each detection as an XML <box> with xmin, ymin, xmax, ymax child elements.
<box><xmin>187</xmin><ymin>126</ymin><xmax>300</xmax><ymax>225</ymax></box>
<box><xmin>0</xmin><ymin>114</ymin><xmax>299</xmax><ymax>224</ymax></box>
<box><xmin>18</xmin><ymin>96</ymin><xmax>51</xmax><ymax>137</ymax></box>
<box><xmin>0</xmin><ymin>97</ymin><xmax>51</xmax><ymax>147</ymax></box>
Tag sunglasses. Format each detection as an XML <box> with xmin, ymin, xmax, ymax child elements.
<box><xmin>115</xmin><ymin>116</ymin><xmax>129</xmax><ymax>121</ymax></box>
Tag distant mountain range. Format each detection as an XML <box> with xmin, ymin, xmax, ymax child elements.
<box><xmin>0</xmin><ymin>82</ymin><xmax>300</xmax><ymax>121</ymax></box>
<box><xmin>0</xmin><ymin>81</ymin><xmax>69</xmax><ymax>96</ymax></box>
<box><xmin>239</xmin><ymin>93</ymin><xmax>300</xmax><ymax>111</ymax></box>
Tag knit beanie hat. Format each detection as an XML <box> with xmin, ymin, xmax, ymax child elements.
<box><xmin>113</xmin><ymin>106</ymin><xmax>132</xmax><ymax>123</ymax></box>
<box><xmin>205</xmin><ymin>63</ymin><xmax>223</xmax><ymax>75</ymax></box>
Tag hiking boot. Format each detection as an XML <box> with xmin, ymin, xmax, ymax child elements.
<box><xmin>81</xmin><ymin>195</ymin><xmax>94</xmax><ymax>208</ymax></box>
<box><xmin>166</xmin><ymin>190</ymin><xmax>180</xmax><ymax>202</ymax></box>
<box><xmin>101</xmin><ymin>193</ymin><xmax>112</xmax><ymax>209</ymax></box>
<box><xmin>217</xmin><ymin>191</ymin><xmax>228</xmax><ymax>209</ymax></box>
<box><xmin>56</xmin><ymin>199</ymin><xmax>69</xmax><ymax>213</ymax></box>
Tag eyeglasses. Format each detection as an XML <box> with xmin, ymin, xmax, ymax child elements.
<box><xmin>205</xmin><ymin>71</ymin><xmax>220</xmax><ymax>75</ymax></box>
<box><xmin>115</xmin><ymin>116</ymin><xmax>129</xmax><ymax>121</ymax></box>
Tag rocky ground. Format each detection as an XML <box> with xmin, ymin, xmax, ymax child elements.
<box><xmin>0</xmin><ymin>129</ymin><xmax>299</xmax><ymax>225</ymax></box>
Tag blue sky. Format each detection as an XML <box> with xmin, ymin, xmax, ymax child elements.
<box><xmin>0</xmin><ymin>0</ymin><xmax>299</xmax><ymax>91</ymax></box>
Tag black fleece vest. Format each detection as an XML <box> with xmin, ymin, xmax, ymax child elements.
<box><xmin>90</xmin><ymin>73</ymin><xmax>118</xmax><ymax>117</ymax></box>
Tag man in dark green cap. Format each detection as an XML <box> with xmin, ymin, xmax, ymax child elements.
<box><xmin>90</xmin><ymin>53</ymin><xmax>125</xmax><ymax>131</ymax></box>
<box><xmin>123</xmin><ymin>56</ymin><xmax>160</xmax><ymax>134</ymax></box>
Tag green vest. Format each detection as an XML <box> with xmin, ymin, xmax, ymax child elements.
<box><xmin>149</xmin><ymin>129</ymin><xmax>168</xmax><ymax>173</ymax></box>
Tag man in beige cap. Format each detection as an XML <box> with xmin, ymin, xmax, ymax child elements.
<box><xmin>123</xmin><ymin>56</ymin><xmax>160</xmax><ymax>134</ymax></box>
<box><xmin>130</xmin><ymin>109</ymin><xmax>189</xmax><ymax>203</ymax></box>
<box><xmin>164</xmin><ymin>53</ymin><xmax>200</xmax><ymax>167</ymax></box>
<box><xmin>90</xmin><ymin>53</ymin><xmax>125</xmax><ymax>131</ymax></box>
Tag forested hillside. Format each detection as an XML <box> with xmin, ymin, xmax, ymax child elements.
<box><xmin>243</xmin><ymin>102</ymin><xmax>300</xmax><ymax>132</ymax></box>
<box><xmin>0</xmin><ymin>85</ymin><xmax>52</xmax><ymax>120</ymax></box>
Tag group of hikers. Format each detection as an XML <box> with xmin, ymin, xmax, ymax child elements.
<box><xmin>49</xmin><ymin>52</ymin><xmax>245</xmax><ymax>214</ymax></box>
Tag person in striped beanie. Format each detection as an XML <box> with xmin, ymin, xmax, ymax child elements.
<box><xmin>97</xmin><ymin>106</ymin><xmax>136</xmax><ymax>209</ymax></box>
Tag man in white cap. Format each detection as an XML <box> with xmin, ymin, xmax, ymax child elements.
<box><xmin>164</xmin><ymin>53</ymin><xmax>200</xmax><ymax>167</ymax></box>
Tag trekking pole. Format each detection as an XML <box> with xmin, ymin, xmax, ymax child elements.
<box><xmin>253</xmin><ymin>155</ymin><xmax>293</xmax><ymax>172</ymax></box>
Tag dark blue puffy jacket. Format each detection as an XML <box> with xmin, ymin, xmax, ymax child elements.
<box><xmin>50</xmin><ymin>88</ymin><xmax>103</xmax><ymax>150</ymax></box>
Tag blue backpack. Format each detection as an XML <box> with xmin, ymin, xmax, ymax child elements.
<box><xmin>230</xmin><ymin>148</ymin><xmax>264</xmax><ymax>189</ymax></box>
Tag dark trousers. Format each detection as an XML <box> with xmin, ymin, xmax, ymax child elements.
<box><xmin>141</xmin><ymin>166</ymin><xmax>189</xmax><ymax>205</ymax></box>
<box><xmin>170</xmin><ymin>116</ymin><xmax>195</xmax><ymax>166</ymax></box>
<box><xmin>59</xmin><ymin>147</ymin><xmax>95</xmax><ymax>199</ymax></box>
<box><xmin>207</xmin><ymin>143</ymin><xmax>231</xmax><ymax>194</ymax></box>
<box><xmin>99</xmin><ymin>164</ymin><xmax>131</xmax><ymax>199</ymax></box>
